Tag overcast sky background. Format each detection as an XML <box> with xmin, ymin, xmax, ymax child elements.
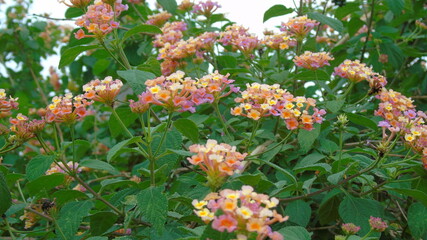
<box><xmin>1</xmin><ymin>0</ymin><xmax>296</xmax><ymax>76</ymax></box>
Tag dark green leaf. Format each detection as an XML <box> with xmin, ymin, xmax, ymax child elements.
<box><xmin>107</xmin><ymin>137</ymin><xmax>142</xmax><ymax>162</ymax></box>
<box><xmin>278</xmin><ymin>226</ymin><xmax>312</xmax><ymax>240</ymax></box>
<box><xmin>117</xmin><ymin>69</ymin><xmax>156</xmax><ymax>95</ymax></box>
<box><xmin>385</xmin><ymin>188</ymin><xmax>427</xmax><ymax>206</ymax></box>
<box><xmin>65</xmin><ymin>7</ymin><xmax>84</xmax><ymax>18</ymax></box>
<box><xmin>90</xmin><ymin>212</ymin><xmax>119</xmax><ymax>235</ymax></box>
<box><xmin>386</xmin><ymin>0</ymin><xmax>404</xmax><ymax>16</ymax></box>
<box><xmin>201</xmin><ymin>223</ymin><xmax>235</xmax><ymax>240</ymax></box>
<box><xmin>307</xmin><ymin>12</ymin><xmax>344</xmax><ymax>32</ymax></box>
<box><xmin>26</xmin><ymin>155</ymin><xmax>55</xmax><ymax>181</ymax></box>
<box><xmin>318</xmin><ymin>195</ymin><xmax>340</xmax><ymax>225</ymax></box>
<box><xmin>408</xmin><ymin>203</ymin><xmax>427</xmax><ymax>239</ymax></box>
<box><xmin>93</xmin><ymin>58</ymin><xmax>111</xmax><ymax>76</ymax></box>
<box><xmin>284</xmin><ymin>200</ymin><xmax>312</xmax><ymax>227</ymax></box>
<box><xmin>26</xmin><ymin>173</ymin><xmax>65</xmax><ymax>196</ymax></box>
<box><xmin>339</xmin><ymin>196</ymin><xmax>384</xmax><ymax>235</ymax></box>
<box><xmin>59</xmin><ymin>45</ymin><xmax>99</xmax><ymax>68</ymax></box>
<box><xmin>173</xmin><ymin>118</ymin><xmax>199</xmax><ymax>143</ymax></box>
<box><xmin>263</xmin><ymin>4</ymin><xmax>294</xmax><ymax>23</ymax></box>
<box><xmin>157</xmin><ymin>0</ymin><xmax>177</xmax><ymax>14</ymax></box>
<box><xmin>0</xmin><ymin>172</ymin><xmax>11</xmax><ymax>215</ymax></box>
<box><xmin>137</xmin><ymin>186</ymin><xmax>168</xmax><ymax>233</ymax></box>
<box><xmin>295</xmin><ymin>70</ymin><xmax>330</xmax><ymax>81</ymax></box>
<box><xmin>123</xmin><ymin>24</ymin><xmax>162</xmax><ymax>42</ymax></box>
<box><xmin>80</xmin><ymin>159</ymin><xmax>120</xmax><ymax>174</ymax></box>
<box><xmin>298</xmin><ymin>124</ymin><xmax>321</xmax><ymax>153</ymax></box>
<box><xmin>56</xmin><ymin>200</ymin><xmax>94</xmax><ymax>239</ymax></box>
<box><xmin>52</xmin><ymin>190</ymin><xmax>89</xmax><ymax>206</ymax></box>
<box><xmin>346</xmin><ymin>113</ymin><xmax>378</xmax><ymax>130</ymax></box>
<box><xmin>325</xmin><ymin>99</ymin><xmax>344</xmax><ymax>113</ymax></box>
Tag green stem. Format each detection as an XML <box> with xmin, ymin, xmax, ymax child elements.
<box><xmin>17</xmin><ymin>181</ymin><xmax>26</xmax><ymax>203</ymax></box>
<box><xmin>338</xmin><ymin>129</ymin><xmax>344</xmax><ymax>170</ymax></box>
<box><xmin>100</xmin><ymin>41</ymin><xmax>127</xmax><ymax>69</ymax></box>
<box><xmin>3</xmin><ymin>216</ymin><xmax>17</xmax><ymax>240</ymax></box>
<box><xmin>360</xmin><ymin>229</ymin><xmax>374</xmax><ymax>240</ymax></box>
<box><xmin>246</xmin><ymin>120</ymin><xmax>261</xmax><ymax>151</ymax></box>
<box><xmin>276</xmin><ymin>49</ymin><xmax>281</xmax><ymax>70</ymax></box>
<box><xmin>70</xmin><ymin>125</ymin><xmax>76</xmax><ymax>172</ymax></box>
<box><xmin>340</xmin><ymin>82</ymin><xmax>355</xmax><ymax>100</ymax></box>
<box><xmin>248</xmin><ymin>130</ymin><xmax>293</xmax><ymax>159</ymax></box>
<box><xmin>213</xmin><ymin>101</ymin><xmax>232</xmax><ymax>141</ymax></box>
<box><xmin>154</xmin><ymin>112</ymin><xmax>173</xmax><ymax>156</ymax></box>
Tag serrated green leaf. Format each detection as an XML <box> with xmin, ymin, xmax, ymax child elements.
<box><xmin>137</xmin><ymin>186</ymin><xmax>168</xmax><ymax>233</ymax></box>
<box><xmin>284</xmin><ymin>200</ymin><xmax>312</xmax><ymax>227</ymax></box>
<box><xmin>26</xmin><ymin>155</ymin><xmax>56</xmax><ymax>181</ymax></box>
<box><xmin>278</xmin><ymin>226</ymin><xmax>312</xmax><ymax>240</ymax></box>
<box><xmin>157</xmin><ymin>0</ymin><xmax>177</xmax><ymax>14</ymax></box>
<box><xmin>408</xmin><ymin>203</ymin><xmax>427</xmax><ymax>239</ymax></box>
<box><xmin>325</xmin><ymin>99</ymin><xmax>344</xmax><ymax>113</ymax></box>
<box><xmin>173</xmin><ymin>118</ymin><xmax>199</xmax><ymax>143</ymax></box>
<box><xmin>123</xmin><ymin>24</ymin><xmax>162</xmax><ymax>42</ymax></box>
<box><xmin>26</xmin><ymin>173</ymin><xmax>65</xmax><ymax>196</ymax></box>
<box><xmin>263</xmin><ymin>4</ymin><xmax>293</xmax><ymax>23</ymax></box>
<box><xmin>318</xmin><ymin>195</ymin><xmax>340</xmax><ymax>225</ymax></box>
<box><xmin>107</xmin><ymin>137</ymin><xmax>142</xmax><ymax>162</ymax></box>
<box><xmin>307</xmin><ymin>12</ymin><xmax>343</xmax><ymax>32</ymax></box>
<box><xmin>298</xmin><ymin>124</ymin><xmax>321</xmax><ymax>153</ymax></box>
<box><xmin>80</xmin><ymin>159</ymin><xmax>120</xmax><ymax>174</ymax></box>
<box><xmin>346</xmin><ymin>113</ymin><xmax>378</xmax><ymax>130</ymax></box>
<box><xmin>56</xmin><ymin>200</ymin><xmax>94</xmax><ymax>239</ymax></box>
<box><xmin>90</xmin><ymin>211</ymin><xmax>119</xmax><ymax>235</ymax></box>
<box><xmin>117</xmin><ymin>69</ymin><xmax>156</xmax><ymax>95</ymax></box>
<box><xmin>0</xmin><ymin>172</ymin><xmax>11</xmax><ymax>215</ymax></box>
<box><xmin>339</xmin><ymin>196</ymin><xmax>384</xmax><ymax>235</ymax></box>
<box><xmin>59</xmin><ymin>45</ymin><xmax>99</xmax><ymax>68</ymax></box>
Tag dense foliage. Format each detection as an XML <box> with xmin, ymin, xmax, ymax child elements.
<box><xmin>0</xmin><ymin>0</ymin><xmax>427</xmax><ymax>239</ymax></box>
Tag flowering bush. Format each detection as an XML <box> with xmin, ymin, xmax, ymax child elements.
<box><xmin>0</xmin><ymin>0</ymin><xmax>426</xmax><ymax>240</ymax></box>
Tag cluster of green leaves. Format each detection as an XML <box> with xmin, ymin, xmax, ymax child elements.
<box><xmin>0</xmin><ymin>0</ymin><xmax>426</xmax><ymax>239</ymax></box>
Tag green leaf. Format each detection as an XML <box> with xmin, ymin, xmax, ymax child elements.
<box><xmin>65</xmin><ymin>7</ymin><xmax>84</xmax><ymax>18</ymax></box>
<box><xmin>26</xmin><ymin>155</ymin><xmax>55</xmax><ymax>181</ymax></box>
<box><xmin>90</xmin><ymin>212</ymin><xmax>119</xmax><ymax>235</ymax></box>
<box><xmin>123</xmin><ymin>24</ymin><xmax>162</xmax><ymax>42</ymax></box>
<box><xmin>59</xmin><ymin>45</ymin><xmax>99</xmax><ymax>68</ymax></box>
<box><xmin>318</xmin><ymin>195</ymin><xmax>341</xmax><ymax>225</ymax></box>
<box><xmin>26</xmin><ymin>173</ymin><xmax>65</xmax><ymax>196</ymax></box>
<box><xmin>298</xmin><ymin>124</ymin><xmax>321</xmax><ymax>153</ymax></box>
<box><xmin>137</xmin><ymin>186</ymin><xmax>168</xmax><ymax>233</ymax></box>
<box><xmin>385</xmin><ymin>188</ymin><xmax>427</xmax><ymax>207</ymax></box>
<box><xmin>339</xmin><ymin>196</ymin><xmax>384</xmax><ymax>235</ymax></box>
<box><xmin>284</xmin><ymin>200</ymin><xmax>312</xmax><ymax>227</ymax></box>
<box><xmin>107</xmin><ymin>137</ymin><xmax>142</xmax><ymax>162</ymax></box>
<box><xmin>173</xmin><ymin>118</ymin><xmax>199</xmax><ymax>143</ymax></box>
<box><xmin>325</xmin><ymin>99</ymin><xmax>345</xmax><ymax>113</ymax></box>
<box><xmin>0</xmin><ymin>172</ymin><xmax>11</xmax><ymax>215</ymax></box>
<box><xmin>278</xmin><ymin>226</ymin><xmax>312</xmax><ymax>240</ymax></box>
<box><xmin>346</xmin><ymin>113</ymin><xmax>378</xmax><ymax>130</ymax></box>
<box><xmin>93</xmin><ymin>58</ymin><xmax>111</xmax><ymax>76</ymax></box>
<box><xmin>56</xmin><ymin>200</ymin><xmax>94</xmax><ymax>239</ymax></box>
<box><xmin>156</xmin><ymin>0</ymin><xmax>177</xmax><ymax>14</ymax></box>
<box><xmin>52</xmin><ymin>190</ymin><xmax>89</xmax><ymax>206</ymax></box>
<box><xmin>386</xmin><ymin>0</ymin><xmax>404</xmax><ymax>16</ymax></box>
<box><xmin>408</xmin><ymin>203</ymin><xmax>427</xmax><ymax>239</ymax></box>
<box><xmin>263</xmin><ymin>4</ymin><xmax>293</xmax><ymax>23</ymax></box>
<box><xmin>80</xmin><ymin>159</ymin><xmax>120</xmax><ymax>174</ymax></box>
<box><xmin>167</xmin><ymin>149</ymin><xmax>193</xmax><ymax>156</ymax></box>
<box><xmin>117</xmin><ymin>69</ymin><xmax>156</xmax><ymax>95</ymax></box>
<box><xmin>295</xmin><ymin>70</ymin><xmax>330</xmax><ymax>81</ymax></box>
<box><xmin>108</xmin><ymin>107</ymin><xmax>139</xmax><ymax>138</ymax></box>
<box><xmin>307</xmin><ymin>12</ymin><xmax>344</xmax><ymax>32</ymax></box>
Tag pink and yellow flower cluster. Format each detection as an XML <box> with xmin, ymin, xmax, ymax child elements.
<box><xmin>187</xmin><ymin>140</ymin><xmax>247</xmax><ymax>188</ymax></box>
<box><xmin>218</xmin><ymin>24</ymin><xmax>261</xmax><ymax>58</ymax></box>
<box><xmin>293</xmin><ymin>51</ymin><xmax>334</xmax><ymax>70</ymax></box>
<box><xmin>146</xmin><ymin>11</ymin><xmax>172</xmax><ymax>26</ymax></box>
<box><xmin>9</xmin><ymin>114</ymin><xmax>45</xmax><ymax>142</ymax></box>
<box><xmin>262</xmin><ymin>32</ymin><xmax>296</xmax><ymax>50</ymax></box>
<box><xmin>334</xmin><ymin>59</ymin><xmax>373</xmax><ymax>83</ymax></box>
<box><xmin>74</xmin><ymin>0</ymin><xmax>128</xmax><ymax>40</ymax></box>
<box><xmin>280</xmin><ymin>15</ymin><xmax>319</xmax><ymax>39</ymax></box>
<box><xmin>231</xmin><ymin>83</ymin><xmax>326</xmax><ymax>131</ymax></box>
<box><xmin>82</xmin><ymin>76</ymin><xmax>123</xmax><ymax>105</ymax></box>
<box><xmin>0</xmin><ymin>89</ymin><xmax>19</xmax><ymax>118</ymax></box>
<box><xmin>193</xmin><ymin>185</ymin><xmax>287</xmax><ymax>239</ymax></box>
<box><xmin>192</xmin><ymin>0</ymin><xmax>221</xmax><ymax>17</ymax></box>
<box><xmin>45</xmin><ymin>93</ymin><xmax>93</xmax><ymax>124</ymax></box>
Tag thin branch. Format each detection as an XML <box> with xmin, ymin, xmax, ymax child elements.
<box><xmin>360</xmin><ymin>0</ymin><xmax>376</xmax><ymax>62</ymax></box>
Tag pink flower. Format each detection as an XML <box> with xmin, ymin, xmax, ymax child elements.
<box><xmin>369</xmin><ymin>216</ymin><xmax>388</xmax><ymax>232</ymax></box>
<box><xmin>212</xmin><ymin>214</ymin><xmax>237</xmax><ymax>233</ymax></box>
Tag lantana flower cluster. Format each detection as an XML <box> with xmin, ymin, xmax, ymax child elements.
<box><xmin>45</xmin><ymin>93</ymin><xmax>93</xmax><ymax>124</ymax></box>
<box><xmin>82</xmin><ymin>76</ymin><xmax>123</xmax><ymax>105</ymax></box>
<box><xmin>187</xmin><ymin>139</ymin><xmax>247</xmax><ymax>189</ymax></box>
<box><xmin>231</xmin><ymin>83</ymin><xmax>326</xmax><ymax>131</ymax></box>
<box><xmin>334</xmin><ymin>59</ymin><xmax>374</xmax><ymax>83</ymax></box>
<box><xmin>130</xmin><ymin>71</ymin><xmax>211</xmax><ymax>113</ymax></box>
<box><xmin>192</xmin><ymin>0</ymin><xmax>221</xmax><ymax>17</ymax></box>
<box><xmin>0</xmin><ymin>89</ymin><xmax>19</xmax><ymax>118</ymax></box>
<box><xmin>280</xmin><ymin>15</ymin><xmax>320</xmax><ymax>39</ymax></box>
<box><xmin>9</xmin><ymin>114</ymin><xmax>45</xmax><ymax>143</ymax></box>
<box><xmin>74</xmin><ymin>0</ymin><xmax>128</xmax><ymax>40</ymax></box>
<box><xmin>195</xmin><ymin>71</ymin><xmax>239</xmax><ymax>100</ymax></box>
<box><xmin>262</xmin><ymin>32</ymin><xmax>296</xmax><ymax>50</ymax></box>
<box><xmin>293</xmin><ymin>51</ymin><xmax>334</xmax><ymax>70</ymax></box>
<box><xmin>341</xmin><ymin>223</ymin><xmax>361</xmax><ymax>235</ymax></box>
<box><xmin>369</xmin><ymin>216</ymin><xmax>388</xmax><ymax>232</ymax></box>
<box><xmin>193</xmin><ymin>185</ymin><xmax>287</xmax><ymax>239</ymax></box>
<box><xmin>218</xmin><ymin>24</ymin><xmax>261</xmax><ymax>58</ymax></box>
<box><xmin>146</xmin><ymin>11</ymin><xmax>172</xmax><ymax>26</ymax></box>
<box><xmin>374</xmin><ymin>88</ymin><xmax>427</xmax><ymax>168</ymax></box>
